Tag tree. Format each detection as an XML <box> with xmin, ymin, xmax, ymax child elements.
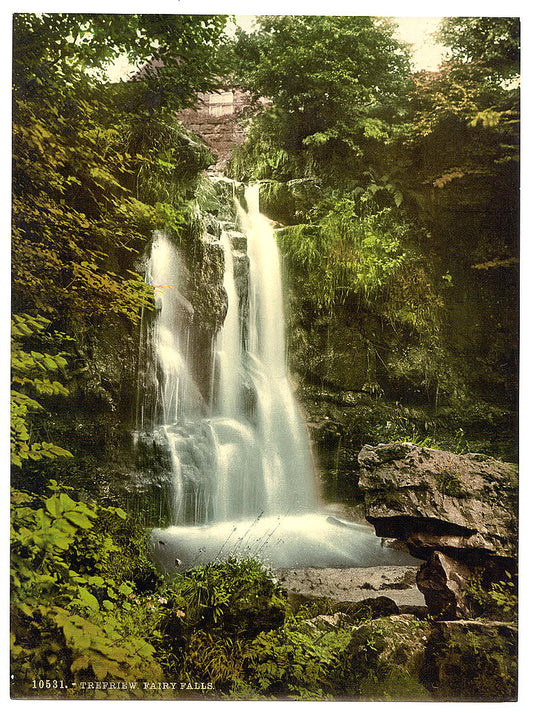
<box><xmin>438</xmin><ymin>17</ymin><xmax>519</xmax><ymax>83</ymax></box>
<box><xmin>12</xmin><ymin>13</ymin><xmax>230</xmax><ymax>321</ymax></box>
<box><xmin>228</xmin><ymin>15</ymin><xmax>411</xmax><ymax>180</ymax></box>
<box><xmin>12</xmin><ymin>14</ymin><xmax>229</xmax><ymax>472</ymax></box>
<box><xmin>13</xmin><ymin>13</ymin><xmax>229</xmax><ymax>111</ymax></box>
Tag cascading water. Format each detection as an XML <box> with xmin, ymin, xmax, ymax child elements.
<box><xmin>146</xmin><ymin>185</ymin><xmax>418</xmax><ymax>570</ymax></box>
<box><xmin>242</xmin><ymin>188</ymin><xmax>317</xmax><ymax>515</ymax></box>
<box><xmin>147</xmin><ymin>231</ymin><xmax>210</xmax><ymax>523</ymax></box>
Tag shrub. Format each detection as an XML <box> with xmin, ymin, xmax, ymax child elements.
<box><xmin>10</xmin><ymin>482</ymin><xmax>167</xmax><ymax>699</ymax></box>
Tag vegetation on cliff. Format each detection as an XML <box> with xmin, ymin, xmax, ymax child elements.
<box><xmin>11</xmin><ymin>13</ymin><xmax>518</xmax><ymax>702</ymax></box>
<box><xmin>227</xmin><ymin>14</ymin><xmax>518</xmax><ymax>464</ymax></box>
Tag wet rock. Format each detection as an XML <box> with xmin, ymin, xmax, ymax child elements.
<box><xmin>358</xmin><ymin>442</ymin><xmax>517</xmax><ymax>558</ymax></box>
<box><xmin>348</xmin><ymin>595</ymin><xmax>400</xmax><ymax>618</ymax></box>
<box><xmin>277</xmin><ymin>565</ymin><xmax>426</xmax><ymax>615</ymax></box>
<box><xmin>301</xmin><ymin>612</ymin><xmax>352</xmax><ymax>635</ymax></box>
<box><xmin>416</xmin><ymin>551</ymin><xmax>475</xmax><ymax>619</ymax></box>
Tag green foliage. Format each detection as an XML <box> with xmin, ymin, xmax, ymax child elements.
<box><xmin>13</xmin><ymin>13</ymin><xmax>229</xmax><ymax>111</ymax></box>
<box><xmin>12</xmin><ymin>13</ymin><xmax>229</xmax><ymax>327</ymax></box>
<box><xmin>152</xmin><ymin>559</ymin><xmax>354</xmax><ymax>700</ymax></box>
<box><xmin>239</xmin><ymin>626</ymin><xmax>339</xmax><ymax>699</ymax></box>
<box><xmin>438</xmin><ymin>17</ymin><xmax>520</xmax><ymax>83</ymax></box>
<box><xmin>231</xmin><ymin>16</ymin><xmax>410</xmax><ymax>149</ymax></box>
<box><xmin>171</xmin><ymin>558</ymin><xmax>288</xmax><ymax>635</ymax></box>
<box><xmin>124</xmin><ymin>113</ymin><xmax>214</xmax><ymax>208</ymax></box>
<box><xmin>228</xmin><ymin>16</ymin><xmax>413</xmax><ymax>191</ymax></box>
<box><xmin>435</xmin><ymin>468</ymin><xmax>466</xmax><ymax>498</ymax></box>
<box><xmin>10</xmin><ymin>483</ymin><xmax>166</xmax><ymax>698</ymax></box>
<box><xmin>430</xmin><ymin>623</ymin><xmax>517</xmax><ymax>701</ymax></box>
<box><xmin>11</xmin><ymin>314</ymin><xmax>72</xmax><ymax>468</ymax></box>
<box><xmin>12</xmin><ymin>91</ymin><xmax>157</xmax><ymax>325</ymax></box>
<box><xmin>277</xmin><ymin>196</ymin><xmax>432</xmax><ymax>321</ymax></box>
<box><xmin>182</xmin><ymin>631</ymin><xmax>256</xmax><ymax>689</ymax></box>
<box><xmin>393</xmin><ymin>428</ymin><xmax>471</xmax><ymax>456</ymax></box>
<box><xmin>465</xmin><ymin>571</ymin><xmax>518</xmax><ymax>621</ymax></box>
<box><xmin>406</xmin><ymin>60</ymin><xmax>519</xmax><ymax>179</ymax></box>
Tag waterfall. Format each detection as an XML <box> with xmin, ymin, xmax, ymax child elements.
<box><xmin>240</xmin><ymin>185</ymin><xmax>316</xmax><ymax>514</ymax></box>
<box><xmin>214</xmin><ymin>230</ymin><xmax>241</xmax><ymax>420</ymax></box>
<box><xmin>145</xmin><ymin>186</ymin><xmax>418</xmax><ymax>570</ymax></box>
<box><xmin>147</xmin><ymin>231</ymin><xmax>210</xmax><ymax>523</ymax></box>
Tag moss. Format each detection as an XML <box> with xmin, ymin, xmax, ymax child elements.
<box><xmin>370</xmin><ymin>488</ymin><xmax>406</xmax><ymax>511</ymax></box>
<box><xmin>435</xmin><ymin>468</ymin><xmax>466</xmax><ymax>498</ymax></box>
<box><xmin>340</xmin><ymin>615</ymin><xmax>432</xmax><ymax>701</ymax></box>
<box><xmin>425</xmin><ymin>622</ymin><xmax>518</xmax><ymax>701</ymax></box>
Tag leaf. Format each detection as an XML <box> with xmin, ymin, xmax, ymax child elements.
<box><xmin>45</xmin><ymin>495</ymin><xmax>62</xmax><ymax>518</ymax></box>
<box><xmin>62</xmin><ymin>620</ymin><xmax>92</xmax><ymax>649</ymax></box>
<box><xmin>49</xmin><ymin>531</ymin><xmax>71</xmax><ymax>550</ymax></box>
<box><xmin>64</xmin><ymin>510</ymin><xmax>94</xmax><ymax>529</ymax></box>
<box><xmin>59</xmin><ymin>493</ymin><xmax>77</xmax><ymax>511</ymax></box>
<box><xmin>43</xmin><ymin>356</ymin><xmax>58</xmax><ymax>370</ymax></box>
<box><xmin>71</xmin><ymin>654</ymin><xmax>90</xmax><ymax>673</ymax></box>
<box><xmin>76</xmin><ymin>588</ymin><xmax>99</xmax><ymax>611</ymax></box>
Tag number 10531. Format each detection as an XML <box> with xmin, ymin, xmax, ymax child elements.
<box><xmin>31</xmin><ymin>679</ymin><xmax>68</xmax><ymax>689</ymax></box>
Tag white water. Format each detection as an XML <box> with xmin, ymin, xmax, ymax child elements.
<box><xmin>214</xmin><ymin>230</ymin><xmax>241</xmax><ymax>420</ymax></box>
<box><xmin>149</xmin><ymin>231</ymin><xmax>202</xmax><ymax>425</ymax></box>
<box><xmin>240</xmin><ymin>186</ymin><xmax>317</xmax><ymax>514</ymax></box>
<box><xmin>145</xmin><ymin>186</ymin><xmax>418</xmax><ymax>570</ymax></box>
<box><xmin>152</xmin><ymin>513</ymin><xmax>417</xmax><ymax>571</ymax></box>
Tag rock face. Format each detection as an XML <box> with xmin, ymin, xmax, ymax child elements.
<box><xmin>341</xmin><ymin>615</ymin><xmax>517</xmax><ymax>701</ymax></box>
<box><xmin>178</xmin><ymin>89</ymin><xmax>256</xmax><ymax>172</ymax></box>
<box><xmin>357</xmin><ymin>442</ymin><xmax>518</xmax><ymax>618</ymax></box>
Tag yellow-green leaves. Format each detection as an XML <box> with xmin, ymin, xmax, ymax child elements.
<box><xmin>11</xmin><ymin>313</ymin><xmax>72</xmax><ymax>467</ymax></box>
<box><xmin>11</xmin><ymin>484</ymin><xmax>166</xmax><ymax>694</ymax></box>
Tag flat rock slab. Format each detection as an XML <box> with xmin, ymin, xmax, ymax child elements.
<box><xmin>275</xmin><ymin>565</ymin><xmax>426</xmax><ymax>611</ymax></box>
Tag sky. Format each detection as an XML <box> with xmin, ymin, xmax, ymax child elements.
<box><xmin>394</xmin><ymin>17</ymin><xmax>446</xmax><ymax>71</ymax></box>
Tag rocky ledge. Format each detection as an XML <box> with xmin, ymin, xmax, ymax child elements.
<box><xmin>276</xmin><ymin>565</ymin><xmax>426</xmax><ymax>615</ymax></box>
<box><xmin>357</xmin><ymin>442</ymin><xmax>518</xmax><ymax>619</ymax></box>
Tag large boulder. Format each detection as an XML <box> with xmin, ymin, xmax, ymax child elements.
<box><xmin>343</xmin><ymin>614</ymin><xmax>433</xmax><ymax>700</ymax></box>
<box><xmin>357</xmin><ymin>443</ymin><xmax>518</xmax><ymax>618</ymax></box>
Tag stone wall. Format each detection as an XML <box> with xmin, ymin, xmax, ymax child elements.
<box><xmin>178</xmin><ymin>88</ymin><xmax>254</xmax><ymax>172</ymax></box>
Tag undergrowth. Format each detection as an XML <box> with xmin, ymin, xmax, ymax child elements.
<box><xmin>10</xmin><ymin>483</ymin><xmax>517</xmax><ymax>701</ymax></box>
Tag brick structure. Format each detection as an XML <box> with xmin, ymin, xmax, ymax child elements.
<box><xmin>178</xmin><ymin>88</ymin><xmax>255</xmax><ymax>172</ymax></box>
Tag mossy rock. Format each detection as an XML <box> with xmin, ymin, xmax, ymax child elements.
<box><xmin>341</xmin><ymin>614</ymin><xmax>433</xmax><ymax>701</ymax></box>
<box><xmin>424</xmin><ymin>620</ymin><xmax>518</xmax><ymax>701</ymax></box>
